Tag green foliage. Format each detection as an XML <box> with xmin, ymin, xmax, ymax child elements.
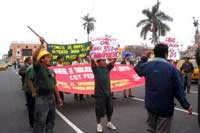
<box><xmin>136</xmin><ymin>1</ymin><xmax>173</xmax><ymax>45</ymax></box>
<box><xmin>82</xmin><ymin>14</ymin><xmax>96</xmax><ymax>41</ymax></box>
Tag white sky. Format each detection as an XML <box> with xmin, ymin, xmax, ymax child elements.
<box><xmin>0</xmin><ymin>0</ymin><xmax>199</xmax><ymax>58</ymax></box>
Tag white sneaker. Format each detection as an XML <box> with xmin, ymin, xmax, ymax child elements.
<box><xmin>97</xmin><ymin>124</ymin><xmax>103</xmax><ymax>132</ymax></box>
<box><xmin>107</xmin><ymin>122</ymin><xmax>117</xmax><ymax>130</ymax></box>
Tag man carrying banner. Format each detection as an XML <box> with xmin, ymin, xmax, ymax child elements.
<box><xmin>134</xmin><ymin>44</ymin><xmax>192</xmax><ymax>133</ymax></box>
<box><xmin>91</xmin><ymin>58</ymin><xmax>117</xmax><ymax>132</ymax></box>
<box><xmin>33</xmin><ymin>37</ymin><xmax>63</xmax><ymax>133</ymax></box>
<box><xmin>56</xmin><ymin>55</ymin><xmax>65</xmax><ymax>102</ymax></box>
<box><xmin>72</xmin><ymin>55</ymin><xmax>85</xmax><ymax>101</ymax></box>
<box><xmin>121</xmin><ymin>53</ymin><xmax>135</xmax><ymax>98</ymax></box>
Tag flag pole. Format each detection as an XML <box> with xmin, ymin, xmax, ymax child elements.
<box><xmin>27</xmin><ymin>25</ymin><xmax>49</xmax><ymax>45</ymax></box>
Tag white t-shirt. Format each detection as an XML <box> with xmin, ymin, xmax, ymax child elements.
<box><xmin>57</xmin><ymin>63</ymin><xmax>63</xmax><ymax>66</ymax></box>
<box><xmin>72</xmin><ymin>61</ymin><xmax>82</xmax><ymax>65</ymax></box>
<box><xmin>125</xmin><ymin>60</ymin><xmax>130</xmax><ymax>65</ymax></box>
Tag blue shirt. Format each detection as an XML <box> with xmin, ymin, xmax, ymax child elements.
<box><xmin>134</xmin><ymin>57</ymin><xmax>190</xmax><ymax>117</ymax></box>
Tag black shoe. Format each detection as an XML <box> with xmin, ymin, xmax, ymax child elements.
<box><xmin>112</xmin><ymin>97</ymin><xmax>117</xmax><ymax>100</ymax></box>
<box><xmin>124</xmin><ymin>96</ymin><xmax>128</xmax><ymax>98</ymax></box>
<box><xmin>79</xmin><ymin>97</ymin><xmax>85</xmax><ymax>101</ymax></box>
<box><xmin>128</xmin><ymin>95</ymin><xmax>135</xmax><ymax>97</ymax></box>
<box><xmin>30</xmin><ymin>122</ymin><xmax>34</xmax><ymax>128</ymax></box>
<box><xmin>74</xmin><ymin>95</ymin><xmax>78</xmax><ymax>101</ymax></box>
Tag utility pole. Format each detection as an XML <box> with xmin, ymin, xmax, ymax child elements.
<box><xmin>193</xmin><ymin>17</ymin><xmax>200</xmax><ymax>127</ymax></box>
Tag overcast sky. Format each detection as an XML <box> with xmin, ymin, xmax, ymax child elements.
<box><xmin>0</xmin><ymin>0</ymin><xmax>199</xmax><ymax>58</ymax></box>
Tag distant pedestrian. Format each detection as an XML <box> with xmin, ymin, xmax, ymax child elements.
<box><xmin>134</xmin><ymin>44</ymin><xmax>192</xmax><ymax>133</ymax></box>
<box><xmin>180</xmin><ymin>57</ymin><xmax>194</xmax><ymax>93</ymax></box>
<box><xmin>121</xmin><ymin>53</ymin><xmax>135</xmax><ymax>98</ymax></box>
<box><xmin>13</xmin><ymin>61</ymin><xmax>17</xmax><ymax>70</ymax></box>
<box><xmin>91</xmin><ymin>58</ymin><xmax>117</xmax><ymax>133</ymax></box>
<box><xmin>33</xmin><ymin>37</ymin><xmax>63</xmax><ymax>133</ymax></box>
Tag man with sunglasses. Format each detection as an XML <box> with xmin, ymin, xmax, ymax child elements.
<box><xmin>32</xmin><ymin>37</ymin><xmax>63</xmax><ymax>133</ymax></box>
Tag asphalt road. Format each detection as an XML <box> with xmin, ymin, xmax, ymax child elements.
<box><xmin>0</xmin><ymin>68</ymin><xmax>199</xmax><ymax>133</ymax></box>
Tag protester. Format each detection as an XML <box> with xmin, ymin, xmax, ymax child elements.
<box><xmin>121</xmin><ymin>53</ymin><xmax>135</xmax><ymax>98</ymax></box>
<box><xmin>134</xmin><ymin>44</ymin><xmax>192</xmax><ymax>133</ymax></box>
<box><xmin>195</xmin><ymin>47</ymin><xmax>200</xmax><ymax>127</ymax></box>
<box><xmin>72</xmin><ymin>55</ymin><xmax>84</xmax><ymax>101</ymax></box>
<box><xmin>83</xmin><ymin>55</ymin><xmax>92</xmax><ymax>98</ymax></box>
<box><xmin>91</xmin><ymin>58</ymin><xmax>117</xmax><ymax>133</ymax></box>
<box><xmin>13</xmin><ymin>61</ymin><xmax>17</xmax><ymax>70</ymax></box>
<box><xmin>107</xmin><ymin>58</ymin><xmax>117</xmax><ymax>100</ymax></box>
<box><xmin>23</xmin><ymin>64</ymin><xmax>35</xmax><ymax>128</ymax></box>
<box><xmin>180</xmin><ymin>57</ymin><xmax>194</xmax><ymax>93</ymax></box>
<box><xmin>33</xmin><ymin>37</ymin><xmax>63</xmax><ymax>133</ymax></box>
<box><xmin>19</xmin><ymin>57</ymin><xmax>32</xmax><ymax>86</ymax></box>
<box><xmin>84</xmin><ymin>55</ymin><xmax>91</xmax><ymax>64</ymax></box>
<box><xmin>56</xmin><ymin>55</ymin><xmax>64</xmax><ymax>102</ymax></box>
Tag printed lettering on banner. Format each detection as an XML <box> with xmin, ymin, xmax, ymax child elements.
<box><xmin>90</xmin><ymin>36</ymin><xmax>120</xmax><ymax>59</ymax></box>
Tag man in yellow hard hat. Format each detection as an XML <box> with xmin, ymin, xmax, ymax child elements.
<box><xmin>32</xmin><ymin>37</ymin><xmax>63</xmax><ymax>133</ymax></box>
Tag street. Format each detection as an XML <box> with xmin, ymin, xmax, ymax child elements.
<box><xmin>0</xmin><ymin>68</ymin><xmax>199</xmax><ymax>133</ymax></box>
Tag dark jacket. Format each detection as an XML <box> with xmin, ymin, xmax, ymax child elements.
<box><xmin>134</xmin><ymin>57</ymin><xmax>190</xmax><ymax>117</ymax></box>
<box><xmin>180</xmin><ymin>62</ymin><xmax>194</xmax><ymax>73</ymax></box>
<box><xmin>19</xmin><ymin>63</ymin><xmax>30</xmax><ymax>86</ymax></box>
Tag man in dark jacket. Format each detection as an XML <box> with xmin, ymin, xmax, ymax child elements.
<box><xmin>195</xmin><ymin>47</ymin><xmax>200</xmax><ymax>127</ymax></box>
<box><xmin>19</xmin><ymin>57</ymin><xmax>32</xmax><ymax>86</ymax></box>
<box><xmin>134</xmin><ymin>44</ymin><xmax>192</xmax><ymax>133</ymax></box>
<box><xmin>180</xmin><ymin>57</ymin><xmax>194</xmax><ymax>93</ymax></box>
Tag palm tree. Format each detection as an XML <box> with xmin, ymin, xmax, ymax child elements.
<box><xmin>82</xmin><ymin>14</ymin><xmax>96</xmax><ymax>42</ymax></box>
<box><xmin>136</xmin><ymin>1</ymin><xmax>173</xmax><ymax>45</ymax></box>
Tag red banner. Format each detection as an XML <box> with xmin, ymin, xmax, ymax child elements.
<box><xmin>50</xmin><ymin>64</ymin><xmax>145</xmax><ymax>94</ymax></box>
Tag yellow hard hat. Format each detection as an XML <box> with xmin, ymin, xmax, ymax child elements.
<box><xmin>37</xmin><ymin>50</ymin><xmax>52</xmax><ymax>61</ymax></box>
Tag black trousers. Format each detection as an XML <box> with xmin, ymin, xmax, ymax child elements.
<box><xmin>25</xmin><ymin>92</ymin><xmax>35</xmax><ymax>127</ymax></box>
<box><xmin>59</xmin><ymin>91</ymin><xmax>64</xmax><ymax>101</ymax></box>
<box><xmin>95</xmin><ymin>96</ymin><xmax>113</xmax><ymax>118</ymax></box>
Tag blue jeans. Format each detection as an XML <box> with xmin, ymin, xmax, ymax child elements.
<box><xmin>34</xmin><ymin>95</ymin><xmax>55</xmax><ymax>133</ymax></box>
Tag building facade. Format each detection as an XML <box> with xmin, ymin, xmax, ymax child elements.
<box><xmin>8</xmin><ymin>42</ymin><xmax>47</xmax><ymax>64</ymax></box>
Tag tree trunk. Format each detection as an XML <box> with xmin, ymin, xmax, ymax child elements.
<box><xmin>152</xmin><ymin>32</ymin><xmax>158</xmax><ymax>45</ymax></box>
<box><xmin>87</xmin><ymin>33</ymin><xmax>90</xmax><ymax>42</ymax></box>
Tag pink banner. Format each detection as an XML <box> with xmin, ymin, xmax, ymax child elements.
<box><xmin>50</xmin><ymin>64</ymin><xmax>145</xmax><ymax>94</ymax></box>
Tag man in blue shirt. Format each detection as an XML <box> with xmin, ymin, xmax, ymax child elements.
<box><xmin>134</xmin><ymin>44</ymin><xmax>192</xmax><ymax>133</ymax></box>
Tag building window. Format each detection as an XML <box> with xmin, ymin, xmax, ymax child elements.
<box><xmin>22</xmin><ymin>49</ymin><xmax>32</xmax><ymax>56</ymax></box>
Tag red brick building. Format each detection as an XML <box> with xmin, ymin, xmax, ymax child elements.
<box><xmin>8</xmin><ymin>41</ymin><xmax>47</xmax><ymax>64</ymax></box>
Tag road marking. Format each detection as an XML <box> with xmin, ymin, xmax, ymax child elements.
<box><xmin>174</xmin><ymin>107</ymin><xmax>198</xmax><ymax>116</ymax></box>
<box><xmin>56</xmin><ymin>109</ymin><xmax>84</xmax><ymax>133</ymax></box>
<box><xmin>189</xmin><ymin>91</ymin><xmax>198</xmax><ymax>94</ymax></box>
<box><xmin>131</xmin><ymin>97</ymin><xmax>198</xmax><ymax>116</ymax></box>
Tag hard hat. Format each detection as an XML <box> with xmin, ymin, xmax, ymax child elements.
<box><xmin>37</xmin><ymin>50</ymin><xmax>52</xmax><ymax>61</ymax></box>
